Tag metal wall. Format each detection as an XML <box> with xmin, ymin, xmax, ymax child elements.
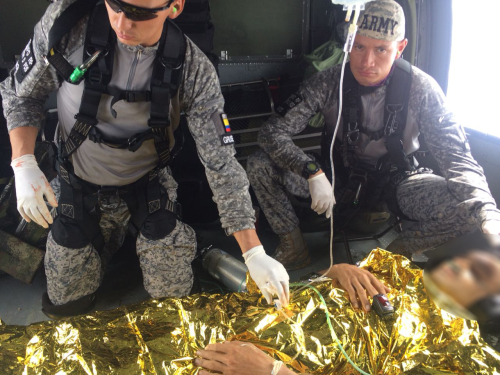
<box><xmin>0</xmin><ymin>0</ymin><xmax>48</xmax><ymax>63</ymax></box>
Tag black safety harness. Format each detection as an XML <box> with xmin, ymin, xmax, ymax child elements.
<box><xmin>46</xmin><ymin>0</ymin><xmax>186</xmax><ymax>250</ymax></box>
<box><xmin>322</xmin><ymin>59</ymin><xmax>431</xmax><ymax>226</ymax></box>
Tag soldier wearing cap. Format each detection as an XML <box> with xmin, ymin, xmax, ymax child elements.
<box><xmin>247</xmin><ymin>0</ymin><xmax>500</xmax><ymax>309</ymax></box>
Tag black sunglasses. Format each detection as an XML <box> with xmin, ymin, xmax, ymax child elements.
<box><xmin>105</xmin><ymin>0</ymin><xmax>173</xmax><ymax>21</ymax></box>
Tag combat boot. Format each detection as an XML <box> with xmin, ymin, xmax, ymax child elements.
<box><xmin>272</xmin><ymin>227</ymin><xmax>311</xmax><ymax>270</ymax></box>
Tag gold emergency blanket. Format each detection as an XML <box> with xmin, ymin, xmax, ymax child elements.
<box><xmin>1</xmin><ymin>249</ymin><xmax>499</xmax><ymax>374</ymax></box>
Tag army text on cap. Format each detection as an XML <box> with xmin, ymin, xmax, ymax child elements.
<box><xmin>359</xmin><ymin>14</ymin><xmax>399</xmax><ymax>37</ymax></box>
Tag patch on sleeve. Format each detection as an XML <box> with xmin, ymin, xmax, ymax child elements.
<box><xmin>15</xmin><ymin>39</ymin><xmax>36</xmax><ymax>84</ymax></box>
<box><xmin>275</xmin><ymin>92</ymin><xmax>303</xmax><ymax>117</ymax></box>
<box><xmin>211</xmin><ymin>111</ymin><xmax>235</xmax><ymax>146</ymax></box>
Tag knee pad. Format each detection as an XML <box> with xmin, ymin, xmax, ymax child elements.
<box><xmin>51</xmin><ymin>216</ymin><xmax>92</xmax><ymax>249</ymax></box>
<box><xmin>140</xmin><ymin>209</ymin><xmax>177</xmax><ymax>241</ymax></box>
<box><xmin>41</xmin><ymin>292</ymin><xmax>96</xmax><ymax>319</ymax></box>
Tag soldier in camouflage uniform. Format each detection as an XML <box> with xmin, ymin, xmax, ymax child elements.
<box><xmin>247</xmin><ymin>0</ymin><xmax>500</xmax><ymax>311</ymax></box>
<box><xmin>1</xmin><ymin>0</ymin><xmax>289</xmax><ymax>317</ymax></box>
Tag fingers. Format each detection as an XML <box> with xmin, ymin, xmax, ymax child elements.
<box><xmin>368</xmin><ymin>274</ymin><xmax>390</xmax><ymax>295</ymax></box>
<box><xmin>340</xmin><ymin>279</ymin><xmax>360</xmax><ymax>309</ymax></box>
<box><xmin>44</xmin><ymin>184</ymin><xmax>58</xmax><ymax>208</ymax></box>
<box><xmin>194</xmin><ymin>357</ymin><xmax>225</xmax><ymax>374</ymax></box>
<box><xmin>260</xmin><ymin>286</ymin><xmax>273</xmax><ymax>305</ymax></box>
<box><xmin>282</xmin><ymin>280</ymin><xmax>290</xmax><ymax>307</ymax></box>
<box><xmin>325</xmin><ymin>200</ymin><xmax>334</xmax><ymax>219</ymax></box>
<box><xmin>17</xmin><ymin>205</ymin><xmax>32</xmax><ymax>223</ymax></box>
<box><xmin>268</xmin><ymin>278</ymin><xmax>287</xmax><ymax>307</ymax></box>
<box><xmin>351</xmin><ymin>279</ymin><xmax>372</xmax><ymax>312</ymax></box>
<box><xmin>27</xmin><ymin>204</ymin><xmax>50</xmax><ymax>228</ymax></box>
<box><xmin>38</xmin><ymin>200</ymin><xmax>53</xmax><ymax>226</ymax></box>
<box><xmin>20</xmin><ymin>202</ymin><xmax>39</xmax><ymax>225</ymax></box>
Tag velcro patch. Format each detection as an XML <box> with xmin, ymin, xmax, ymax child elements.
<box><xmin>275</xmin><ymin>92</ymin><xmax>303</xmax><ymax>117</ymax></box>
<box><xmin>15</xmin><ymin>39</ymin><xmax>36</xmax><ymax>84</ymax></box>
<box><xmin>221</xmin><ymin>134</ymin><xmax>235</xmax><ymax>145</ymax></box>
<box><xmin>211</xmin><ymin>111</ymin><xmax>235</xmax><ymax>146</ymax></box>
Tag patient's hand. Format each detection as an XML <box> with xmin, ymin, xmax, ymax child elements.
<box><xmin>320</xmin><ymin>264</ymin><xmax>390</xmax><ymax>312</ymax></box>
<box><xmin>194</xmin><ymin>341</ymin><xmax>298</xmax><ymax>375</ymax></box>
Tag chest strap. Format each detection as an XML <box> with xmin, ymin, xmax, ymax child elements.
<box><xmin>48</xmin><ymin>1</ymin><xmax>186</xmax><ymax>170</ymax></box>
<box><xmin>326</xmin><ymin>59</ymin><xmax>413</xmax><ymax>171</ymax></box>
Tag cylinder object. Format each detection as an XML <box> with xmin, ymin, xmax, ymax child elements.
<box><xmin>202</xmin><ymin>248</ymin><xmax>248</xmax><ymax>292</ymax></box>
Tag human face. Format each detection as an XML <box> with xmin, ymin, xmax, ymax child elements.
<box><xmin>349</xmin><ymin>33</ymin><xmax>407</xmax><ymax>86</ymax></box>
<box><xmin>429</xmin><ymin>251</ymin><xmax>500</xmax><ymax>308</ymax></box>
<box><xmin>105</xmin><ymin>0</ymin><xmax>184</xmax><ymax>47</ymax></box>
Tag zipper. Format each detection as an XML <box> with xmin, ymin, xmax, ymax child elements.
<box><xmin>126</xmin><ymin>48</ymin><xmax>142</xmax><ymax>90</ymax></box>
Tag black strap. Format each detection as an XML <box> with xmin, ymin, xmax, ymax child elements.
<box><xmin>48</xmin><ymin>0</ymin><xmax>100</xmax><ymax>52</ymax></box>
<box><xmin>62</xmin><ymin>1</ymin><xmax>114</xmax><ymax>159</ymax></box>
<box><xmin>149</xmin><ymin>20</ymin><xmax>186</xmax><ymax>168</ymax></box>
<box><xmin>54</xmin><ymin>5</ymin><xmax>186</xmax><ymax>167</ymax></box>
<box><xmin>384</xmin><ymin>59</ymin><xmax>413</xmax><ymax>171</ymax></box>
<box><xmin>46</xmin><ymin>0</ymin><xmax>100</xmax><ymax>82</ymax></box>
<box><xmin>323</xmin><ymin>60</ymin><xmax>413</xmax><ymax>172</ymax></box>
<box><xmin>107</xmin><ymin>87</ymin><xmax>152</xmax><ymax>118</ymax></box>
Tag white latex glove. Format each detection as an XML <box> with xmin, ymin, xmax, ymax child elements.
<box><xmin>482</xmin><ymin>220</ymin><xmax>500</xmax><ymax>235</ymax></box>
<box><xmin>243</xmin><ymin>245</ymin><xmax>290</xmax><ymax>307</ymax></box>
<box><xmin>11</xmin><ymin>154</ymin><xmax>58</xmax><ymax>228</ymax></box>
<box><xmin>308</xmin><ymin>173</ymin><xmax>335</xmax><ymax>218</ymax></box>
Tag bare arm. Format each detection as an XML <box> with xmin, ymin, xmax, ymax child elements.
<box><xmin>233</xmin><ymin>228</ymin><xmax>261</xmax><ymax>253</ymax></box>
<box><xmin>195</xmin><ymin>341</ymin><xmax>307</xmax><ymax>375</ymax></box>
<box><xmin>9</xmin><ymin>127</ymin><xmax>39</xmax><ymax>159</ymax></box>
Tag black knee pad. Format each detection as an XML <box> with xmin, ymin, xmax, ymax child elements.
<box><xmin>140</xmin><ymin>208</ymin><xmax>177</xmax><ymax>241</ymax></box>
<box><xmin>51</xmin><ymin>216</ymin><xmax>92</xmax><ymax>248</ymax></box>
<box><xmin>52</xmin><ymin>213</ymin><xmax>105</xmax><ymax>252</ymax></box>
<box><xmin>42</xmin><ymin>292</ymin><xmax>96</xmax><ymax>319</ymax></box>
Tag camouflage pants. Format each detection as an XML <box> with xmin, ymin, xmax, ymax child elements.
<box><xmin>45</xmin><ymin>168</ymin><xmax>197</xmax><ymax>306</ymax></box>
<box><xmin>247</xmin><ymin>150</ymin><xmax>478</xmax><ymax>254</ymax></box>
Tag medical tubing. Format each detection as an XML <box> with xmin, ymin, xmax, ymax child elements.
<box><xmin>325</xmin><ymin>6</ymin><xmax>360</xmax><ymax>288</ymax></box>
<box><xmin>290</xmin><ymin>282</ymin><xmax>371</xmax><ymax>375</ymax></box>
<box><xmin>288</xmin><ymin>51</ymin><xmax>350</xmax><ymax>300</ymax></box>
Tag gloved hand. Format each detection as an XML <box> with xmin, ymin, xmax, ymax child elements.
<box><xmin>308</xmin><ymin>172</ymin><xmax>335</xmax><ymax>218</ymax></box>
<box><xmin>11</xmin><ymin>154</ymin><xmax>58</xmax><ymax>229</ymax></box>
<box><xmin>243</xmin><ymin>245</ymin><xmax>290</xmax><ymax>307</ymax></box>
<box><xmin>482</xmin><ymin>220</ymin><xmax>500</xmax><ymax>235</ymax></box>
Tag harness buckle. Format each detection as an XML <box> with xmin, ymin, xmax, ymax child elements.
<box><xmin>125</xmin><ymin>91</ymin><xmax>150</xmax><ymax>102</ymax></box>
<box><xmin>160</xmin><ymin>57</ymin><xmax>183</xmax><ymax>70</ymax></box>
<box><xmin>128</xmin><ymin>135</ymin><xmax>142</xmax><ymax>152</ymax></box>
<box><xmin>384</xmin><ymin>104</ymin><xmax>403</xmax><ymax>136</ymax></box>
<box><xmin>97</xmin><ymin>188</ymin><xmax>121</xmax><ymax>211</ymax></box>
<box><xmin>347</xmin><ymin>122</ymin><xmax>360</xmax><ymax>145</ymax></box>
<box><xmin>88</xmin><ymin>69</ymin><xmax>104</xmax><ymax>85</ymax></box>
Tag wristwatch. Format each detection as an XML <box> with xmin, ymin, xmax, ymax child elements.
<box><xmin>302</xmin><ymin>160</ymin><xmax>321</xmax><ymax>179</ymax></box>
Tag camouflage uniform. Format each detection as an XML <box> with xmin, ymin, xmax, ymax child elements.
<box><xmin>1</xmin><ymin>0</ymin><xmax>255</xmax><ymax>305</ymax></box>
<box><xmin>249</xmin><ymin>62</ymin><xmax>500</xmax><ymax>254</ymax></box>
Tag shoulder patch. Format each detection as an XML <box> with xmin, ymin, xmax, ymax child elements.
<box><xmin>276</xmin><ymin>92</ymin><xmax>303</xmax><ymax>117</ymax></box>
<box><xmin>15</xmin><ymin>39</ymin><xmax>36</xmax><ymax>84</ymax></box>
<box><xmin>211</xmin><ymin>111</ymin><xmax>235</xmax><ymax>146</ymax></box>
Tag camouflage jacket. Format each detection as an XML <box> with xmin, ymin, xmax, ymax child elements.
<box><xmin>259</xmin><ymin>62</ymin><xmax>500</xmax><ymax>227</ymax></box>
<box><xmin>0</xmin><ymin>0</ymin><xmax>255</xmax><ymax>235</ymax></box>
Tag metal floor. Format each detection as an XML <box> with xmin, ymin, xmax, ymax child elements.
<box><xmin>0</xmin><ymin>219</ymin><xmax>399</xmax><ymax>326</ymax></box>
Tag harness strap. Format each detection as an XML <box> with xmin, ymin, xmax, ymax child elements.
<box><xmin>62</xmin><ymin>1</ymin><xmax>114</xmax><ymax>159</ymax></box>
<box><xmin>47</xmin><ymin>0</ymin><xmax>100</xmax><ymax>82</ymax></box>
<box><xmin>384</xmin><ymin>59</ymin><xmax>413</xmax><ymax>171</ymax></box>
<box><xmin>149</xmin><ymin>20</ymin><xmax>186</xmax><ymax>168</ymax></box>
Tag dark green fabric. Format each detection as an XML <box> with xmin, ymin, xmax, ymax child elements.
<box><xmin>304</xmin><ymin>41</ymin><xmax>346</xmax><ymax>128</ymax></box>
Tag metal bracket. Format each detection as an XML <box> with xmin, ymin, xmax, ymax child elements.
<box><xmin>221</xmin><ymin>51</ymin><xmax>228</xmax><ymax>61</ymax></box>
